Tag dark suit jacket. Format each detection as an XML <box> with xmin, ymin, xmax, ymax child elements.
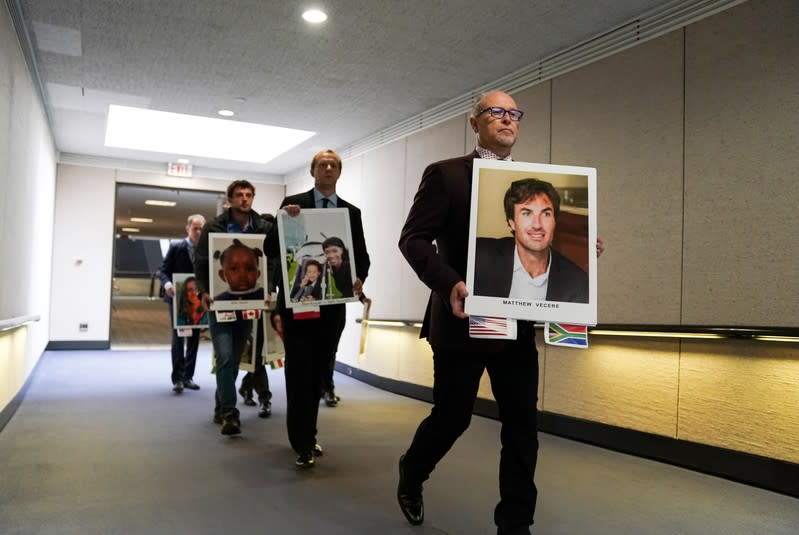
<box><xmin>266</xmin><ymin>189</ymin><xmax>370</xmax><ymax>325</ymax></box>
<box><xmin>474</xmin><ymin>237</ymin><xmax>589</xmax><ymax>303</ymax></box>
<box><xmin>159</xmin><ymin>239</ymin><xmax>195</xmax><ymax>303</ymax></box>
<box><xmin>399</xmin><ymin>152</ymin><xmax>534</xmax><ymax>351</ymax></box>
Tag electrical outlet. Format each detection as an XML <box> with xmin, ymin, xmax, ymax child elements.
<box><xmin>79</xmin><ymin>323</ymin><xmax>88</xmax><ymax>332</ymax></box>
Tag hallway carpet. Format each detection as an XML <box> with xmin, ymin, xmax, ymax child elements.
<box><xmin>1</xmin><ymin>350</ymin><xmax>797</xmax><ymax>534</ymax></box>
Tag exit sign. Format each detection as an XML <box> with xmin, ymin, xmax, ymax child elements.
<box><xmin>167</xmin><ymin>162</ymin><xmax>193</xmax><ymax>177</ymax></box>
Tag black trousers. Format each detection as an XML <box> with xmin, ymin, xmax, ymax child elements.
<box><xmin>167</xmin><ymin>301</ymin><xmax>200</xmax><ymax>383</ymax></box>
<box><xmin>282</xmin><ymin>312</ymin><xmax>340</xmax><ymax>454</ymax></box>
<box><xmin>323</xmin><ymin>312</ymin><xmax>346</xmax><ymax>393</ymax></box>
<box><xmin>240</xmin><ymin>320</ymin><xmax>271</xmax><ymax>400</ymax></box>
<box><xmin>402</xmin><ymin>340</ymin><xmax>539</xmax><ymax>533</ymax></box>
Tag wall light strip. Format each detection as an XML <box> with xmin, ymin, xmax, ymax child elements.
<box><xmin>753</xmin><ymin>336</ymin><xmax>799</xmax><ymax>343</ymax></box>
<box><xmin>589</xmin><ymin>330</ymin><xmax>725</xmax><ymax>339</ymax></box>
<box><xmin>360</xmin><ymin>319</ymin><xmax>423</xmax><ymax>328</ymax></box>
<box><xmin>357</xmin><ymin>319</ymin><xmax>799</xmax><ymax>342</ymax></box>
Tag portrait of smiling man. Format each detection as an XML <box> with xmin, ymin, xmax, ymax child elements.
<box><xmin>474</xmin><ymin>177</ymin><xmax>588</xmax><ymax>303</ymax></box>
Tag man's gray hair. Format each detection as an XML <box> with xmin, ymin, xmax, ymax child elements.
<box><xmin>186</xmin><ymin>214</ymin><xmax>206</xmax><ymax>225</ymax></box>
<box><xmin>471</xmin><ymin>93</ymin><xmax>489</xmax><ymax>118</ymax></box>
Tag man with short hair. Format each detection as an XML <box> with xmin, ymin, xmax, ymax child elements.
<box><xmin>159</xmin><ymin>214</ymin><xmax>206</xmax><ymax>393</ymax></box>
<box><xmin>266</xmin><ymin>149</ymin><xmax>370</xmax><ymax>467</ymax></box>
<box><xmin>398</xmin><ymin>90</ymin><xmax>601</xmax><ymax>534</ymax></box>
<box><xmin>194</xmin><ymin>180</ymin><xmax>275</xmax><ymax>436</ymax></box>
<box><xmin>474</xmin><ymin>178</ymin><xmax>589</xmax><ymax>303</ymax></box>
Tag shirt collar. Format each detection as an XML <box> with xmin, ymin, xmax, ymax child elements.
<box><xmin>226</xmin><ymin>212</ymin><xmax>254</xmax><ymax>233</ymax></box>
<box><xmin>313</xmin><ymin>188</ymin><xmax>338</xmax><ymax>207</ymax></box>
<box><xmin>512</xmin><ymin>245</ymin><xmax>551</xmax><ymax>287</ymax></box>
<box><xmin>476</xmin><ymin>145</ymin><xmax>513</xmax><ymax>161</ymax></box>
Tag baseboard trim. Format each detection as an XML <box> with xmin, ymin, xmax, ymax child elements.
<box><xmin>335</xmin><ymin>362</ymin><xmax>799</xmax><ymax>499</ymax></box>
<box><xmin>46</xmin><ymin>340</ymin><xmax>110</xmax><ymax>350</ymax></box>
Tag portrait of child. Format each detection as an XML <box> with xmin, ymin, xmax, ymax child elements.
<box><xmin>208</xmin><ymin>233</ymin><xmax>268</xmax><ymax>311</ymax></box>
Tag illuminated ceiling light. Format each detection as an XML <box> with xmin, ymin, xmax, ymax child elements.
<box><xmin>176</xmin><ymin>158</ymin><xmax>190</xmax><ymax>164</ymax></box>
<box><xmin>105</xmin><ymin>105</ymin><xmax>316</xmax><ymax>164</ymax></box>
<box><xmin>145</xmin><ymin>199</ymin><xmax>176</xmax><ymax>207</ymax></box>
<box><xmin>130</xmin><ymin>217</ymin><xmax>153</xmax><ymax>223</ymax></box>
<box><xmin>121</xmin><ymin>227</ymin><xmax>140</xmax><ymax>233</ymax></box>
<box><xmin>217</xmin><ymin>109</ymin><xmax>235</xmax><ymax>117</ymax></box>
<box><xmin>302</xmin><ymin>9</ymin><xmax>328</xmax><ymax>23</ymax></box>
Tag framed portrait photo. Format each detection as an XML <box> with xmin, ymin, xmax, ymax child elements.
<box><xmin>264</xmin><ymin>308</ymin><xmax>285</xmax><ymax>367</ymax></box>
<box><xmin>465</xmin><ymin>159</ymin><xmax>597</xmax><ymax>325</ymax></box>
<box><xmin>277</xmin><ymin>208</ymin><xmax>359</xmax><ymax>308</ymax></box>
<box><xmin>172</xmin><ymin>272</ymin><xmax>209</xmax><ymax>329</ymax></box>
<box><xmin>208</xmin><ymin>233</ymin><xmax>268</xmax><ymax>311</ymax></box>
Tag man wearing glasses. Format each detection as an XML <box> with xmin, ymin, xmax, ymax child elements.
<box><xmin>397</xmin><ymin>91</ymin><xmax>541</xmax><ymax>535</ymax></box>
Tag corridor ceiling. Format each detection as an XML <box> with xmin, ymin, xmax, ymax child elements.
<box><xmin>14</xmin><ymin>0</ymin><xmax>674</xmax><ymax>178</ymax></box>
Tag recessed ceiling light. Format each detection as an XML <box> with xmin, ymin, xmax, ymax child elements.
<box><xmin>130</xmin><ymin>217</ymin><xmax>153</xmax><ymax>223</ymax></box>
<box><xmin>302</xmin><ymin>9</ymin><xmax>327</xmax><ymax>23</ymax></box>
<box><xmin>176</xmin><ymin>158</ymin><xmax>190</xmax><ymax>164</ymax></box>
<box><xmin>217</xmin><ymin>109</ymin><xmax>235</xmax><ymax>117</ymax></box>
<box><xmin>105</xmin><ymin>105</ymin><xmax>316</xmax><ymax>164</ymax></box>
<box><xmin>121</xmin><ymin>227</ymin><xmax>140</xmax><ymax>233</ymax></box>
<box><xmin>145</xmin><ymin>199</ymin><xmax>176</xmax><ymax>207</ymax></box>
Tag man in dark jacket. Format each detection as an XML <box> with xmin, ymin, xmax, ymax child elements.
<box><xmin>194</xmin><ymin>179</ymin><xmax>275</xmax><ymax>436</ymax></box>
<box><xmin>159</xmin><ymin>214</ymin><xmax>205</xmax><ymax>393</ymax></box>
<box><xmin>266</xmin><ymin>149</ymin><xmax>370</xmax><ymax>467</ymax></box>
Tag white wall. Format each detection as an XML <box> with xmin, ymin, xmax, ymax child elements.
<box><xmin>48</xmin><ymin>164</ymin><xmax>285</xmax><ymax>343</ymax></box>
<box><xmin>0</xmin><ymin>1</ymin><xmax>57</xmax><ymax>410</ymax></box>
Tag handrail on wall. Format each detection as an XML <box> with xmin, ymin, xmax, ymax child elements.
<box><xmin>356</xmin><ymin>318</ymin><xmax>799</xmax><ymax>342</ymax></box>
<box><xmin>0</xmin><ymin>315</ymin><xmax>41</xmax><ymax>333</ymax></box>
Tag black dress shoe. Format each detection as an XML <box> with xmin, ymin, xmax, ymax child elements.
<box><xmin>295</xmin><ymin>452</ymin><xmax>315</xmax><ymax>468</ymax></box>
<box><xmin>172</xmin><ymin>381</ymin><xmax>184</xmax><ymax>393</ymax></box>
<box><xmin>220</xmin><ymin>415</ymin><xmax>241</xmax><ymax>436</ymax></box>
<box><xmin>323</xmin><ymin>390</ymin><xmax>339</xmax><ymax>407</ymax></box>
<box><xmin>258</xmin><ymin>399</ymin><xmax>271</xmax><ymax>418</ymax></box>
<box><xmin>397</xmin><ymin>455</ymin><xmax>424</xmax><ymax>525</ymax></box>
<box><xmin>238</xmin><ymin>386</ymin><xmax>256</xmax><ymax>406</ymax></box>
<box><xmin>182</xmin><ymin>379</ymin><xmax>200</xmax><ymax>390</ymax></box>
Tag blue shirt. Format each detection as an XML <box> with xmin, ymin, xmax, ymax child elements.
<box><xmin>313</xmin><ymin>188</ymin><xmax>338</xmax><ymax>208</ymax></box>
<box><xmin>226</xmin><ymin>213</ymin><xmax>255</xmax><ymax>233</ymax></box>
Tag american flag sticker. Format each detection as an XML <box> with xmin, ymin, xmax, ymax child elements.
<box><xmin>544</xmin><ymin>322</ymin><xmax>588</xmax><ymax>349</ymax></box>
<box><xmin>469</xmin><ymin>316</ymin><xmax>517</xmax><ymax>339</ymax></box>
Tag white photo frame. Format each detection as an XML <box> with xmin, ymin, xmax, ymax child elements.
<box><xmin>208</xmin><ymin>233</ymin><xmax>267</xmax><ymax>311</ymax></box>
<box><xmin>277</xmin><ymin>208</ymin><xmax>359</xmax><ymax>308</ymax></box>
<box><xmin>465</xmin><ymin>159</ymin><xmax>597</xmax><ymax>325</ymax></box>
<box><xmin>171</xmin><ymin>272</ymin><xmax>209</xmax><ymax>329</ymax></box>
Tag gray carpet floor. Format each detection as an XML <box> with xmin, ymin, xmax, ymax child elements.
<box><xmin>1</xmin><ymin>349</ymin><xmax>797</xmax><ymax>535</ymax></box>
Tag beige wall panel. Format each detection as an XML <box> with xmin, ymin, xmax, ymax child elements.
<box><xmin>678</xmin><ymin>340</ymin><xmax>799</xmax><ymax>464</ymax></box>
<box><xmin>353</xmin><ymin>326</ymin><xmax>402</xmax><ymax>379</ymax></box>
<box><xmin>510</xmin><ymin>82</ymin><xmax>552</xmax><ymax>163</ymax></box>
<box><xmin>400</xmin><ymin>117</ymin><xmax>467</xmax><ymax>321</ymax></box>
<box><xmin>683</xmin><ymin>0</ymin><xmax>799</xmax><ymax>326</ymax></box>
<box><xmin>543</xmin><ymin>339</ymin><xmax>680</xmax><ymax>437</ymax></box>
<box><xmin>360</xmin><ymin>140</ymin><xmax>407</xmax><ymax>320</ymax></box>
<box><xmin>551</xmin><ymin>32</ymin><xmax>684</xmax><ymax>324</ymax></box>
<box><xmin>396</xmin><ymin>330</ymin><xmax>435</xmax><ymax>388</ymax></box>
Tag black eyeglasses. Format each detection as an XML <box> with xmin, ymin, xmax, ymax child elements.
<box><xmin>478</xmin><ymin>107</ymin><xmax>524</xmax><ymax>121</ymax></box>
